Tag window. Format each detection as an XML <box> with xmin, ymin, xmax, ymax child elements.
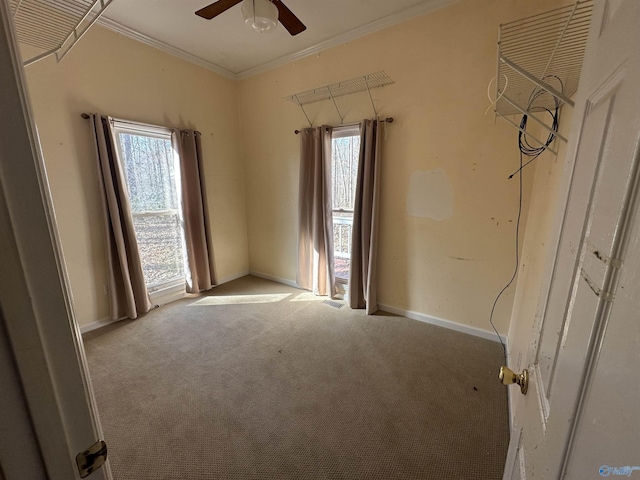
<box><xmin>113</xmin><ymin>122</ymin><xmax>185</xmax><ymax>294</ymax></box>
<box><xmin>331</xmin><ymin>125</ymin><xmax>361</xmax><ymax>284</ymax></box>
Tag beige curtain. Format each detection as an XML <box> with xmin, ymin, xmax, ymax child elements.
<box><xmin>349</xmin><ymin>119</ymin><xmax>382</xmax><ymax>314</ymax></box>
<box><xmin>173</xmin><ymin>129</ymin><xmax>218</xmax><ymax>293</ymax></box>
<box><xmin>90</xmin><ymin>115</ymin><xmax>151</xmax><ymax>320</ymax></box>
<box><xmin>297</xmin><ymin>126</ymin><xmax>336</xmax><ymax>297</ymax></box>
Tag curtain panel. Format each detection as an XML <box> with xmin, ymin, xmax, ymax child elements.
<box><xmin>297</xmin><ymin>126</ymin><xmax>336</xmax><ymax>297</ymax></box>
<box><xmin>90</xmin><ymin>114</ymin><xmax>151</xmax><ymax>320</ymax></box>
<box><xmin>173</xmin><ymin>129</ymin><xmax>218</xmax><ymax>293</ymax></box>
<box><xmin>349</xmin><ymin>119</ymin><xmax>382</xmax><ymax>314</ymax></box>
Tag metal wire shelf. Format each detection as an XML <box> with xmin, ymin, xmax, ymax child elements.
<box><xmin>286</xmin><ymin>71</ymin><xmax>394</xmax><ymax>106</ymax></box>
<box><xmin>493</xmin><ymin>0</ymin><xmax>594</xmax><ymax>149</ymax></box>
<box><xmin>9</xmin><ymin>0</ymin><xmax>114</xmax><ymax>66</ymax></box>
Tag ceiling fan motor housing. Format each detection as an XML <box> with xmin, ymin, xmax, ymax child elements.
<box><xmin>241</xmin><ymin>0</ymin><xmax>278</xmax><ymax>33</ymax></box>
<box><xmin>195</xmin><ymin>0</ymin><xmax>306</xmax><ymax>36</ymax></box>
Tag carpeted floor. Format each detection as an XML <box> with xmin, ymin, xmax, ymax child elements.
<box><xmin>83</xmin><ymin>275</ymin><xmax>509</xmax><ymax>479</ymax></box>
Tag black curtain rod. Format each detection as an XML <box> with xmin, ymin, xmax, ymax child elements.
<box><xmin>82</xmin><ymin>113</ymin><xmax>393</xmax><ymax>135</ymax></box>
<box><xmin>80</xmin><ymin>114</ymin><xmax>201</xmax><ymax>135</ymax></box>
<box><xmin>294</xmin><ymin>117</ymin><xmax>394</xmax><ymax>134</ymax></box>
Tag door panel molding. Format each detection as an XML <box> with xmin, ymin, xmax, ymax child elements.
<box><xmin>505</xmin><ymin>0</ymin><xmax>640</xmax><ymax>477</ymax></box>
<box><xmin>560</xmin><ymin>87</ymin><xmax>640</xmax><ymax>479</ymax></box>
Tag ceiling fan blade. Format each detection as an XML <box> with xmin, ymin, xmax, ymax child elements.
<box><xmin>195</xmin><ymin>0</ymin><xmax>243</xmax><ymax>20</ymax></box>
<box><xmin>272</xmin><ymin>0</ymin><xmax>306</xmax><ymax>36</ymax></box>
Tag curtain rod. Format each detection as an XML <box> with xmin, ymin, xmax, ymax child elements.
<box><xmin>80</xmin><ymin>113</ymin><xmax>200</xmax><ymax>135</ymax></box>
<box><xmin>294</xmin><ymin>117</ymin><xmax>394</xmax><ymax>135</ymax></box>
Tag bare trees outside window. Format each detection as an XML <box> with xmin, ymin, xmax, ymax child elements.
<box><xmin>331</xmin><ymin>127</ymin><xmax>361</xmax><ymax>284</ymax></box>
<box><xmin>116</xmin><ymin>130</ymin><xmax>185</xmax><ymax>291</ymax></box>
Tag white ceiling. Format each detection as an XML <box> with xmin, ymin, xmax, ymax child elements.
<box><xmin>100</xmin><ymin>0</ymin><xmax>458</xmax><ymax>79</ymax></box>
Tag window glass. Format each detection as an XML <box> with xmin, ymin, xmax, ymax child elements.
<box><xmin>118</xmin><ymin>133</ymin><xmax>179</xmax><ymax>212</ymax></box>
<box><xmin>331</xmin><ymin>134</ymin><xmax>360</xmax><ymax>211</ymax></box>
<box><xmin>115</xmin><ymin>131</ymin><xmax>185</xmax><ymax>290</ymax></box>
<box><xmin>331</xmin><ymin>130</ymin><xmax>360</xmax><ymax>284</ymax></box>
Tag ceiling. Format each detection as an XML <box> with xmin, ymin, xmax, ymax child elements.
<box><xmin>99</xmin><ymin>0</ymin><xmax>458</xmax><ymax>79</ymax></box>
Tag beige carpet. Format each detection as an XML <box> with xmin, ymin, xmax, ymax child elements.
<box><xmin>83</xmin><ymin>275</ymin><xmax>509</xmax><ymax>479</ymax></box>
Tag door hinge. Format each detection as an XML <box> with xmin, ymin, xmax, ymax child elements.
<box><xmin>76</xmin><ymin>440</ymin><xmax>107</xmax><ymax>478</ymax></box>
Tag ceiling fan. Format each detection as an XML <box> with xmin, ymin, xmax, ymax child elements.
<box><xmin>195</xmin><ymin>0</ymin><xmax>307</xmax><ymax>36</ymax></box>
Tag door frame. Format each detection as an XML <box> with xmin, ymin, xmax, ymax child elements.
<box><xmin>0</xmin><ymin>1</ymin><xmax>111</xmax><ymax>478</ymax></box>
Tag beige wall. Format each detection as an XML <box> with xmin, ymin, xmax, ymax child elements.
<box><xmin>23</xmin><ymin>26</ymin><xmax>249</xmax><ymax>326</ymax></box>
<box><xmin>238</xmin><ymin>0</ymin><xmax>567</xmax><ymax>335</ymax></box>
<box><xmin>21</xmin><ymin>0</ymin><xmax>572</xmax><ymax>335</ymax></box>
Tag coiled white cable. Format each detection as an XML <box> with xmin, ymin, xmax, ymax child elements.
<box><xmin>484</xmin><ymin>74</ymin><xmax>509</xmax><ymax>116</ymax></box>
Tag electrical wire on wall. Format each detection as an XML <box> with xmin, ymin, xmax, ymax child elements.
<box><xmin>489</xmin><ymin>77</ymin><xmax>563</xmax><ymax>357</ymax></box>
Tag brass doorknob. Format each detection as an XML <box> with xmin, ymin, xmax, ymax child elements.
<box><xmin>499</xmin><ymin>366</ymin><xmax>529</xmax><ymax>395</ymax></box>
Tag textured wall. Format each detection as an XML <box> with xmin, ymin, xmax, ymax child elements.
<box><xmin>21</xmin><ymin>0</ymin><xmax>572</xmax><ymax>334</ymax></box>
<box><xmin>23</xmin><ymin>26</ymin><xmax>249</xmax><ymax>326</ymax></box>
<box><xmin>238</xmin><ymin>0</ymin><xmax>569</xmax><ymax>335</ymax></box>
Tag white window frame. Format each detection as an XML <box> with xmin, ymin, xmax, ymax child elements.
<box><xmin>330</xmin><ymin>124</ymin><xmax>361</xmax><ymax>286</ymax></box>
<box><xmin>112</xmin><ymin>120</ymin><xmax>186</xmax><ymax>303</ymax></box>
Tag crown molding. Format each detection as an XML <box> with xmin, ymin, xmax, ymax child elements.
<box><xmin>98</xmin><ymin>0</ymin><xmax>459</xmax><ymax>81</ymax></box>
<box><xmin>97</xmin><ymin>16</ymin><xmax>237</xmax><ymax>80</ymax></box>
<box><xmin>236</xmin><ymin>0</ymin><xmax>460</xmax><ymax>79</ymax></box>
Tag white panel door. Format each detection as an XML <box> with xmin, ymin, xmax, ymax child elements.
<box><xmin>0</xmin><ymin>1</ymin><xmax>111</xmax><ymax>479</ymax></box>
<box><xmin>505</xmin><ymin>1</ymin><xmax>640</xmax><ymax>478</ymax></box>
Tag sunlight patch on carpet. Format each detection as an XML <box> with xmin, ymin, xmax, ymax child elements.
<box><xmin>289</xmin><ymin>292</ymin><xmax>327</xmax><ymax>302</ymax></box>
<box><xmin>188</xmin><ymin>293</ymin><xmax>292</xmax><ymax>305</ymax></box>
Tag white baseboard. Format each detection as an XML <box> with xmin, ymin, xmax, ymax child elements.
<box><xmin>249</xmin><ymin>270</ymin><xmax>299</xmax><ymax>289</ymax></box>
<box><xmin>377</xmin><ymin>303</ymin><xmax>508</xmax><ymax>344</ymax></box>
<box><xmin>80</xmin><ymin>316</ymin><xmax>124</xmax><ymax>334</ymax></box>
<box><xmin>244</xmin><ymin>273</ymin><xmax>508</xmax><ymax>345</ymax></box>
<box><xmin>217</xmin><ymin>270</ymin><xmax>250</xmax><ymax>285</ymax></box>
<box><xmin>81</xmin><ymin>271</ymin><xmax>250</xmax><ymax>335</ymax></box>
<box><xmin>82</xmin><ymin>277</ymin><xmax>508</xmax><ymax>350</ymax></box>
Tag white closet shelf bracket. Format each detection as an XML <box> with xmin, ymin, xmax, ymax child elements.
<box><xmin>286</xmin><ymin>71</ymin><xmax>394</xmax><ymax>106</ymax></box>
<box><xmin>10</xmin><ymin>0</ymin><xmax>114</xmax><ymax>67</ymax></box>
<box><xmin>286</xmin><ymin>71</ymin><xmax>394</xmax><ymax>127</ymax></box>
<box><xmin>493</xmin><ymin>0</ymin><xmax>594</xmax><ymax>147</ymax></box>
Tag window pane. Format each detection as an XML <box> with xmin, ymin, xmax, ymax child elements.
<box><xmin>118</xmin><ymin>133</ymin><xmax>178</xmax><ymax>212</ymax></box>
<box><xmin>133</xmin><ymin>214</ymin><xmax>184</xmax><ymax>288</ymax></box>
<box><xmin>333</xmin><ymin>213</ymin><xmax>353</xmax><ymax>283</ymax></box>
<box><xmin>331</xmin><ymin>133</ymin><xmax>360</xmax><ymax>284</ymax></box>
<box><xmin>331</xmin><ymin>135</ymin><xmax>360</xmax><ymax>211</ymax></box>
<box><xmin>116</xmin><ymin>130</ymin><xmax>185</xmax><ymax>291</ymax></box>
